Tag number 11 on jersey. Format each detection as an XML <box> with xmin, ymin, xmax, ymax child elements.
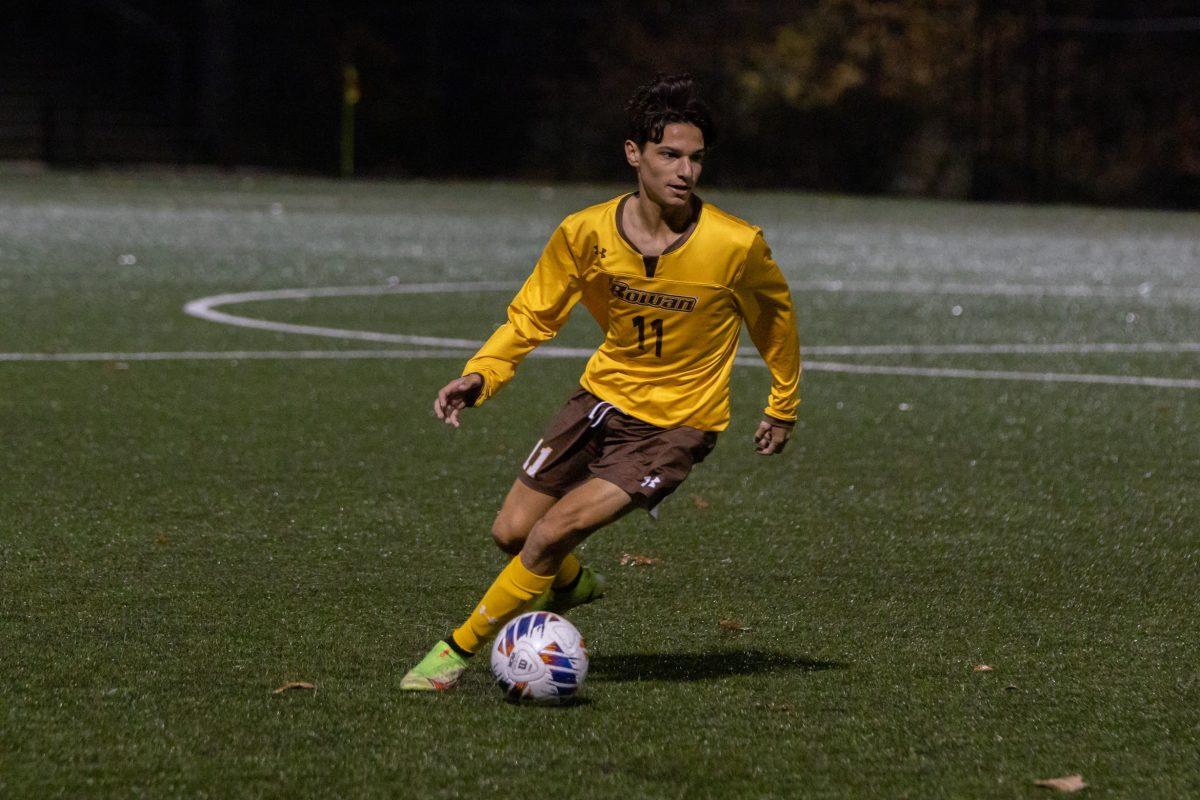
<box><xmin>632</xmin><ymin>316</ymin><xmax>663</xmax><ymax>357</ymax></box>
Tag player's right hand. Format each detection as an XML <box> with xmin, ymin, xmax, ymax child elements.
<box><xmin>433</xmin><ymin>373</ymin><xmax>484</xmax><ymax>428</ymax></box>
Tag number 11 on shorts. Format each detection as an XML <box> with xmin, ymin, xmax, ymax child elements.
<box><xmin>523</xmin><ymin>439</ymin><xmax>552</xmax><ymax>477</ymax></box>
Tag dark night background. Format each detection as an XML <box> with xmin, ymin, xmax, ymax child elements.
<box><xmin>3</xmin><ymin>1</ymin><xmax>1199</xmax><ymax>207</ymax></box>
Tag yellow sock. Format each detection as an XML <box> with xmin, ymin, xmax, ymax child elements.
<box><xmin>553</xmin><ymin>553</ymin><xmax>582</xmax><ymax>590</ymax></box>
<box><xmin>451</xmin><ymin>557</ymin><xmax>554</xmax><ymax>654</ymax></box>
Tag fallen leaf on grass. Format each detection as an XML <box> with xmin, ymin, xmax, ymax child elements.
<box><xmin>973</xmin><ymin>664</ymin><xmax>994</xmax><ymax>672</ymax></box>
<box><xmin>273</xmin><ymin>681</ymin><xmax>316</xmax><ymax>694</ymax></box>
<box><xmin>692</xmin><ymin>495</ymin><xmax>710</xmax><ymax>509</ymax></box>
<box><xmin>1034</xmin><ymin>774</ymin><xmax>1087</xmax><ymax>792</ymax></box>
<box><xmin>718</xmin><ymin>618</ymin><xmax>751</xmax><ymax>632</ymax></box>
<box><xmin>619</xmin><ymin>553</ymin><xmax>660</xmax><ymax>566</ymax></box>
<box><xmin>1006</xmin><ymin>684</ymin><xmax>1018</xmax><ymax>691</ymax></box>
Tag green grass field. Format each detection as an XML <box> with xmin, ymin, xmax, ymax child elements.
<box><xmin>1</xmin><ymin>171</ymin><xmax>1197</xmax><ymax>798</ymax></box>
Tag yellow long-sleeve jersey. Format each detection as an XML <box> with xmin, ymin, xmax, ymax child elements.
<box><xmin>462</xmin><ymin>194</ymin><xmax>801</xmax><ymax>431</ymax></box>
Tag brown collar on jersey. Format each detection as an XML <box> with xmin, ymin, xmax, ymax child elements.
<box><xmin>616</xmin><ymin>193</ymin><xmax>703</xmax><ymax>278</ymax></box>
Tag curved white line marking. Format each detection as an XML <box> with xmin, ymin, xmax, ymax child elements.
<box><xmin>184</xmin><ymin>282</ymin><xmax>1200</xmax><ymax>357</ymax></box>
<box><xmin>183</xmin><ymin>282</ymin><xmax>516</xmax><ymax>348</ymax></box>
<box><xmin>174</xmin><ymin>281</ymin><xmax>1200</xmax><ymax>391</ymax></box>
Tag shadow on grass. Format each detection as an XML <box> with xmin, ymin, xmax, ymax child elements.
<box><xmin>589</xmin><ymin>650</ymin><xmax>843</xmax><ymax>683</ymax></box>
<box><xmin>504</xmin><ymin>695</ymin><xmax>594</xmax><ymax>710</ymax></box>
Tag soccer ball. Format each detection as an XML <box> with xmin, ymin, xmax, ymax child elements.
<box><xmin>491</xmin><ymin>611</ymin><xmax>588</xmax><ymax>703</ymax></box>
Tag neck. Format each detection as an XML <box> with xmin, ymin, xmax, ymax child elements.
<box><xmin>630</xmin><ymin>187</ymin><xmax>694</xmax><ymax>233</ymax></box>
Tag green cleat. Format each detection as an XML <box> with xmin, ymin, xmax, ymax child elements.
<box><xmin>528</xmin><ymin>566</ymin><xmax>607</xmax><ymax>614</ymax></box>
<box><xmin>400</xmin><ymin>640</ymin><xmax>470</xmax><ymax>692</ymax></box>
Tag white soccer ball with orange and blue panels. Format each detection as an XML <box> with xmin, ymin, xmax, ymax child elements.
<box><xmin>490</xmin><ymin>611</ymin><xmax>588</xmax><ymax>703</ymax></box>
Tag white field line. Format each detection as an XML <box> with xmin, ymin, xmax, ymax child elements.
<box><xmin>0</xmin><ymin>349</ymin><xmax>473</xmax><ymax>362</ymax></box>
<box><xmin>770</xmin><ymin>360</ymin><xmax>1200</xmax><ymax>390</ymax></box>
<box><xmin>183</xmin><ymin>282</ymin><xmax>1200</xmax><ymax>357</ymax></box>
<box><xmin>5</xmin><ymin>347</ymin><xmax>1198</xmax><ymax>390</ymax></box>
<box><xmin>804</xmin><ymin>341</ymin><xmax>1200</xmax><ymax>355</ymax></box>
<box><xmin>5</xmin><ymin>281</ymin><xmax>1198</xmax><ymax>390</ymax></box>
<box><xmin>182</xmin><ymin>282</ymin><xmax>517</xmax><ymax>349</ymax></box>
<box><xmin>790</xmin><ymin>279</ymin><xmax>1200</xmax><ymax>301</ymax></box>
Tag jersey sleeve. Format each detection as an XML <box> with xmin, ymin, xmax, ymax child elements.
<box><xmin>733</xmin><ymin>231</ymin><xmax>802</xmax><ymax>423</ymax></box>
<box><xmin>462</xmin><ymin>223</ymin><xmax>583</xmax><ymax>405</ymax></box>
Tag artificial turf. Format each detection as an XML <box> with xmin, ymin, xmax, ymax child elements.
<box><xmin>1</xmin><ymin>171</ymin><xmax>1197</xmax><ymax>798</ymax></box>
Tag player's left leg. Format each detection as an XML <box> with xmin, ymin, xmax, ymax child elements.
<box><xmin>494</xmin><ymin>388</ymin><xmax>613</xmax><ymax>592</ymax></box>
<box><xmin>449</xmin><ymin>477</ymin><xmax>631</xmax><ymax>652</ymax></box>
<box><xmin>493</xmin><ymin>479</ymin><xmax>598</xmax><ymax>611</ymax></box>
<box><xmin>400</xmin><ymin>478</ymin><xmax>631</xmax><ymax>691</ymax></box>
<box><xmin>515</xmin><ymin>477</ymin><xmax>633</xmax><ymax>575</ymax></box>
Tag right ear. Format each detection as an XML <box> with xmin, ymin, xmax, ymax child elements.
<box><xmin>624</xmin><ymin>139</ymin><xmax>641</xmax><ymax>168</ymax></box>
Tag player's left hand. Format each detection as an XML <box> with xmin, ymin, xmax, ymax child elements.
<box><xmin>753</xmin><ymin>418</ymin><xmax>793</xmax><ymax>455</ymax></box>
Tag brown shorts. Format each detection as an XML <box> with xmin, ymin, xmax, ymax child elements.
<box><xmin>517</xmin><ymin>387</ymin><xmax>718</xmax><ymax>510</ymax></box>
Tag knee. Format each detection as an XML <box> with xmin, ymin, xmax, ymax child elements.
<box><xmin>525</xmin><ymin>510</ymin><xmax>584</xmax><ymax>557</ymax></box>
<box><xmin>490</xmin><ymin>516</ymin><xmax>526</xmax><ymax>556</ymax></box>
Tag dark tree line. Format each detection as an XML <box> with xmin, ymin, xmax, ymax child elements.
<box><xmin>8</xmin><ymin>1</ymin><xmax>1200</xmax><ymax>207</ymax></box>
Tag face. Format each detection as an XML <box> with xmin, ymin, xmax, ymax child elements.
<box><xmin>625</xmin><ymin>122</ymin><xmax>705</xmax><ymax>209</ymax></box>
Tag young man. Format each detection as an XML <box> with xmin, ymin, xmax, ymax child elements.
<box><xmin>401</xmin><ymin>73</ymin><xmax>801</xmax><ymax>691</ymax></box>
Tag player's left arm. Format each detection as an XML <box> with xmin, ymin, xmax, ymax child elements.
<box><xmin>733</xmin><ymin>231</ymin><xmax>801</xmax><ymax>456</ymax></box>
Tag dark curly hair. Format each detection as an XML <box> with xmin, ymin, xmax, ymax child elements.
<box><xmin>625</xmin><ymin>73</ymin><xmax>716</xmax><ymax>148</ymax></box>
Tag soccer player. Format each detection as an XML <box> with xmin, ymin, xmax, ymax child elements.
<box><xmin>400</xmin><ymin>73</ymin><xmax>801</xmax><ymax>691</ymax></box>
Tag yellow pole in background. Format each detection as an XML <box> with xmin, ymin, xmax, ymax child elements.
<box><xmin>340</xmin><ymin>65</ymin><xmax>361</xmax><ymax>178</ymax></box>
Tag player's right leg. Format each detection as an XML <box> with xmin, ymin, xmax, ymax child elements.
<box><xmin>398</xmin><ymin>481</ymin><xmax>554</xmax><ymax>694</ymax></box>
<box><xmin>400</xmin><ymin>389</ymin><xmax>608</xmax><ymax>693</ymax></box>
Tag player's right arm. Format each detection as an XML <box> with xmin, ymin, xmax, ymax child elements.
<box><xmin>436</xmin><ymin>223</ymin><xmax>583</xmax><ymax>424</ymax></box>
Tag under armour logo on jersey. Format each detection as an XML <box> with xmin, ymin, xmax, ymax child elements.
<box><xmin>640</xmin><ymin>475</ymin><xmax>661</xmax><ymax>489</ymax></box>
<box><xmin>592</xmin><ymin>244</ymin><xmax>607</xmax><ymax>260</ymax></box>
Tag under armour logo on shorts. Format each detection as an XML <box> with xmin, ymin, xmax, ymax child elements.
<box><xmin>640</xmin><ymin>475</ymin><xmax>661</xmax><ymax>489</ymax></box>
